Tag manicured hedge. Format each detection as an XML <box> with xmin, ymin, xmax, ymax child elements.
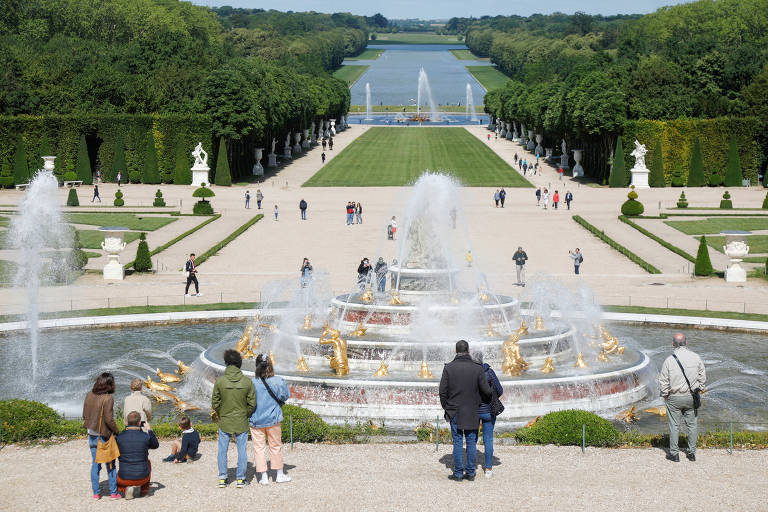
<box><xmin>618</xmin><ymin>215</ymin><xmax>696</xmax><ymax>263</ymax></box>
<box><xmin>572</xmin><ymin>216</ymin><xmax>661</xmax><ymax>273</ymax></box>
<box><xmin>514</xmin><ymin>410</ymin><xmax>619</xmax><ymax>447</ymax></box>
<box><xmin>195</xmin><ymin>214</ymin><xmax>264</xmax><ymax>266</ymax></box>
<box><xmin>0</xmin><ymin>400</ymin><xmax>72</xmax><ymax>443</ymax></box>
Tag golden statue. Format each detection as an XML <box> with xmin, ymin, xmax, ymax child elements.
<box><xmin>390</xmin><ymin>291</ymin><xmax>403</xmax><ymax>305</ymax></box>
<box><xmin>518</xmin><ymin>319</ymin><xmax>529</xmax><ymax>335</ymax></box>
<box><xmin>156</xmin><ymin>368</ymin><xmax>182</xmax><ymax>384</ymax></box>
<box><xmin>176</xmin><ymin>360</ymin><xmax>190</xmax><ymax>375</ymax></box>
<box><xmin>540</xmin><ymin>357</ymin><xmax>555</xmax><ymax>374</ymax></box>
<box><xmin>268</xmin><ymin>350</ymin><xmax>276</xmax><ymax>367</ymax></box>
<box><xmin>235</xmin><ymin>325</ymin><xmax>253</xmax><ymax>354</ymax></box>
<box><xmin>501</xmin><ymin>325</ymin><xmax>530</xmax><ymax>376</ymax></box>
<box><xmin>534</xmin><ymin>315</ymin><xmax>545</xmax><ymax>331</ymax></box>
<box><xmin>173</xmin><ymin>396</ymin><xmax>200</xmax><ymax>412</ymax></box>
<box><xmin>145</xmin><ymin>376</ymin><xmax>173</xmax><ymax>392</ymax></box>
<box><xmin>303</xmin><ymin>314</ymin><xmax>312</xmax><ymax>330</ymax></box>
<box><xmin>616</xmin><ymin>406</ymin><xmax>638</xmax><ymax>423</ymax></box>
<box><xmin>250</xmin><ymin>331</ymin><xmax>262</xmax><ymax>352</ymax></box>
<box><xmin>210</xmin><ymin>408</ymin><xmax>220</xmax><ymax>422</ymax></box>
<box><xmin>296</xmin><ymin>356</ymin><xmax>310</xmax><ymax>373</ymax></box>
<box><xmin>644</xmin><ymin>406</ymin><xmax>667</xmax><ymax>418</ymax></box>
<box><xmin>319</xmin><ymin>324</ymin><xmax>349</xmax><ymax>376</ymax></box>
<box><xmin>373</xmin><ymin>360</ymin><xmax>389</xmax><ymax>377</ymax></box>
<box><xmin>600</xmin><ymin>335</ymin><xmax>625</xmax><ymax>356</ymax></box>
<box><xmin>524</xmin><ymin>416</ymin><xmax>540</xmax><ymax>428</ymax></box>
<box><xmin>596</xmin><ymin>350</ymin><xmax>609</xmax><ymax>362</ymax></box>
<box><xmin>574</xmin><ymin>352</ymin><xmax>588</xmax><ymax>368</ymax></box>
<box><xmin>417</xmin><ymin>361</ymin><xmax>434</xmax><ymax>379</ymax></box>
<box><xmin>360</xmin><ymin>286</ymin><xmax>374</xmax><ymax>304</ymax></box>
<box><xmin>368</xmin><ymin>420</ymin><xmax>381</xmax><ymax>431</ymax></box>
<box><xmin>150</xmin><ymin>391</ymin><xmax>173</xmax><ymax>403</ymax></box>
<box><xmin>349</xmin><ymin>322</ymin><xmax>368</xmax><ymax>337</ymax></box>
<box><xmin>485</xmin><ymin>323</ymin><xmax>499</xmax><ymax>337</ymax></box>
<box><xmin>477</xmin><ymin>289</ymin><xmax>491</xmax><ymax>304</ymax></box>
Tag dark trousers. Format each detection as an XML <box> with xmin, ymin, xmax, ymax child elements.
<box><xmin>566</xmin><ymin>200</ymin><xmax>571</xmax><ymax>210</ymax></box>
<box><xmin>574</xmin><ymin>265</ymin><xmax>580</xmax><ymax>275</ymax></box>
<box><xmin>92</xmin><ymin>194</ymin><xmax>101</xmax><ymax>202</ymax></box>
<box><xmin>185</xmin><ymin>274</ymin><xmax>199</xmax><ymax>294</ymax></box>
<box><xmin>301</xmin><ymin>208</ymin><xmax>307</xmax><ymax>220</ymax></box>
<box><xmin>257</xmin><ymin>200</ymin><xmax>262</xmax><ymax>209</ymax></box>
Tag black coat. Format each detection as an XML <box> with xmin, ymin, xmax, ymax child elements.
<box><xmin>439</xmin><ymin>353</ymin><xmax>492</xmax><ymax>430</ymax></box>
<box><xmin>116</xmin><ymin>427</ymin><xmax>159</xmax><ymax>480</ymax></box>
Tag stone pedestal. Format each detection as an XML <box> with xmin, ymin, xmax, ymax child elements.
<box><xmin>723</xmin><ymin>231</ymin><xmax>750</xmax><ymax>283</ymax></box>
<box><xmin>505</xmin><ymin>123</ymin><xmax>513</xmax><ymax>140</ymax></box>
<box><xmin>302</xmin><ymin>129</ymin><xmax>310</xmax><ymax>149</ymax></box>
<box><xmin>500</xmin><ymin>122</ymin><xmax>507</xmax><ymax>138</ymax></box>
<box><xmin>330</xmin><ymin>120</ymin><xmax>336</xmax><ymax>136</ymax></box>
<box><xmin>100</xmin><ymin>227</ymin><xmax>128</xmax><ymax>281</ymax></box>
<box><xmin>292</xmin><ymin>132</ymin><xmax>302</xmax><ymax>156</ymax></box>
<box><xmin>191</xmin><ymin>163</ymin><xmax>210</xmax><ymax>187</ymax></box>
<box><xmin>252</xmin><ymin>148</ymin><xmax>264</xmax><ymax>177</ymax></box>
<box><xmin>526</xmin><ymin>130</ymin><xmax>535</xmax><ymax>151</ymax></box>
<box><xmin>572</xmin><ymin>149</ymin><xmax>584</xmax><ymax>177</ymax></box>
<box><xmin>42</xmin><ymin>156</ymin><xmax>56</xmax><ymax>172</ymax></box>
<box><xmin>630</xmin><ymin>166</ymin><xmax>650</xmax><ymax>188</ymax></box>
<box><xmin>267</xmin><ymin>153</ymin><xmax>277</xmax><ymax>168</ymax></box>
<box><xmin>310</xmin><ymin>122</ymin><xmax>318</xmax><ymax>146</ymax></box>
<box><xmin>535</xmin><ymin>134</ymin><xmax>544</xmax><ymax>157</ymax></box>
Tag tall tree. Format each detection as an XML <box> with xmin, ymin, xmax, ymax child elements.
<box><xmin>686</xmin><ymin>137</ymin><xmax>705</xmax><ymax>187</ymax></box>
<box><xmin>694</xmin><ymin>236</ymin><xmax>713</xmax><ymax>276</ymax></box>
<box><xmin>142</xmin><ymin>131</ymin><xmax>161</xmax><ymax>185</ymax></box>
<box><xmin>214</xmin><ymin>138</ymin><xmax>232</xmax><ymax>186</ymax></box>
<box><xmin>75</xmin><ymin>135</ymin><xmax>92</xmax><ymax>185</ymax></box>
<box><xmin>13</xmin><ymin>134</ymin><xmax>28</xmax><ymax>185</ymax></box>
<box><xmin>723</xmin><ymin>138</ymin><xmax>742</xmax><ymax>187</ymax></box>
<box><xmin>173</xmin><ymin>139</ymin><xmax>192</xmax><ymax>185</ymax></box>
<box><xmin>609</xmin><ymin>137</ymin><xmax>626</xmax><ymax>188</ymax></box>
<box><xmin>649</xmin><ymin>139</ymin><xmax>666</xmax><ymax>187</ymax></box>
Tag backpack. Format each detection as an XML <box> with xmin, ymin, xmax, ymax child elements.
<box><xmin>578</xmin><ymin>254</ymin><xmax>584</xmax><ymax>264</ymax></box>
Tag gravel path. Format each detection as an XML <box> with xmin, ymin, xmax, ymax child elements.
<box><xmin>1</xmin><ymin>441</ymin><xmax>765</xmax><ymax>511</ymax></box>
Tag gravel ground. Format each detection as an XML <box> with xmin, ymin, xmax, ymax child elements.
<box><xmin>1</xmin><ymin>441</ymin><xmax>766</xmax><ymax>511</ymax></box>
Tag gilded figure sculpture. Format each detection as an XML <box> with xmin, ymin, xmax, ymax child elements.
<box><xmin>390</xmin><ymin>291</ymin><xmax>403</xmax><ymax>305</ymax></box>
<box><xmin>534</xmin><ymin>315</ymin><xmax>545</xmax><ymax>331</ymax></box>
<box><xmin>501</xmin><ymin>325</ymin><xmax>530</xmax><ymax>376</ymax></box>
<box><xmin>540</xmin><ymin>357</ymin><xmax>555</xmax><ymax>374</ymax></box>
<box><xmin>303</xmin><ymin>314</ymin><xmax>312</xmax><ymax>330</ymax></box>
<box><xmin>417</xmin><ymin>361</ymin><xmax>434</xmax><ymax>379</ymax></box>
<box><xmin>574</xmin><ymin>352</ymin><xmax>588</xmax><ymax>368</ymax></box>
<box><xmin>145</xmin><ymin>376</ymin><xmax>173</xmax><ymax>392</ymax></box>
<box><xmin>173</xmin><ymin>396</ymin><xmax>200</xmax><ymax>412</ymax></box>
<box><xmin>156</xmin><ymin>368</ymin><xmax>182</xmax><ymax>384</ymax></box>
<box><xmin>596</xmin><ymin>350</ymin><xmax>609</xmax><ymax>362</ymax></box>
<box><xmin>644</xmin><ymin>406</ymin><xmax>667</xmax><ymax>417</ymax></box>
<box><xmin>360</xmin><ymin>286</ymin><xmax>374</xmax><ymax>304</ymax></box>
<box><xmin>349</xmin><ymin>322</ymin><xmax>368</xmax><ymax>337</ymax></box>
<box><xmin>176</xmin><ymin>360</ymin><xmax>190</xmax><ymax>375</ymax></box>
<box><xmin>296</xmin><ymin>356</ymin><xmax>310</xmax><ymax>373</ymax></box>
<box><xmin>319</xmin><ymin>324</ymin><xmax>349</xmax><ymax>376</ymax></box>
<box><xmin>373</xmin><ymin>360</ymin><xmax>389</xmax><ymax>377</ymax></box>
<box><xmin>616</xmin><ymin>406</ymin><xmax>638</xmax><ymax>423</ymax></box>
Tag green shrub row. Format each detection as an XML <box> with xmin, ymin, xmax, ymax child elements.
<box><xmin>513</xmin><ymin>410</ymin><xmax>619</xmax><ymax>447</ymax></box>
<box><xmin>195</xmin><ymin>214</ymin><xmax>264</xmax><ymax>267</ymax></box>
<box><xmin>572</xmin><ymin>216</ymin><xmax>661</xmax><ymax>274</ymax></box>
<box><xmin>618</xmin><ymin>215</ymin><xmax>696</xmax><ymax>263</ymax></box>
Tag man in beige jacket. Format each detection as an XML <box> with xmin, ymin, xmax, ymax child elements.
<box><xmin>123</xmin><ymin>378</ymin><xmax>152</xmax><ymax>424</ymax></box>
<box><xmin>657</xmin><ymin>333</ymin><xmax>706</xmax><ymax>462</ymax></box>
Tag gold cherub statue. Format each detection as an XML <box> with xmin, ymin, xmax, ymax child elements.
<box><xmin>643</xmin><ymin>406</ymin><xmax>667</xmax><ymax>418</ymax></box>
<box><xmin>145</xmin><ymin>376</ymin><xmax>173</xmax><ymax>392</ymax></box>
<box><xmin>173</xmin><ymin>396</ymin><xmax>200</xmax><ymax>412</ymax></box>
<box><xmin>417</xmin><ymin>361</ymin><xmax>434</xmax><ymax>379</ymax></box>
<box><xmin>540</xmin><ymin>357</ymin><xmax>555</xmax><ymax>374</ymax></box>
<box><xmin>360</xmin><ymin>286</ymin><xmax>374</xmax><ymax>304</ymax></box>
<box><xmin>534</xmin><ymin>315</ymin><xmax>545</xmax><ymax>331</ymax></box>
<box><xmin>373</xmin><ymin>360</ymin><xmax>389</xmax><ymax>377</ymax></box>
<box><xmin>156</xmin><ymin>368</ymin><xmax>182</xmax><ymax>384</ymax></box>
<box><xmin>518</xmin><ymin>319</ymin><xmax>529</xmax><ymax>335</ymax></box>
<box><xmin>477</xmin><ymin>289</ymin><xmax>491</xmax><ymax>304</ymax></box>
<box><xmin>574</xmin><ymin>352</ymin><xmax>588</xmax><ymax>368</ymax></box>
<box><xmin>296</xmin><ymin>356</ymin><xmax>310</xmax><ymax>373</ymax></box>
<box><xmin>349</xmin><ymin>322</ymin><xmax>368</xmax><ymax>337</ymax></box>
<box><xmin>596</xmin><ymin>350</ymin><xmax>609</xmax><ymax>362</ymax></box>
<box><xmin>319</xmin><ymin>324</ymin><xmax>349</xmax><ymax>376</ymax></box>
<box><xmin>150</xmin><ymin>391</ymin><xmax>173</xmax><ymax>403</ymax></box>
<box><xmin>501</xmin><ymin>326</ymin><xmax>530</xmax><ymax>376</ymax></box>
<box><xmin>390</xmin><ymin>291</ymin><xmax>403</xmax><ymax>305</ymax></box>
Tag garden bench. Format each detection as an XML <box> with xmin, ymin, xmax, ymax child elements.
<box><xmin>64</xmin><ymin>181</ymin><xmax>83</xmax><ymax>188</ymax></box>
<box><xmin>15</xmin><ymin>183</ymin><xmax>29</xmax><ymax>190</ymax></box>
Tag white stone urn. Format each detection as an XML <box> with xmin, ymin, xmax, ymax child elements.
<box><xmin>330</xmin><ymin>120</ymin><xmax>336</xmax><ymax>136</ymax></box>
<box><xmin>487</xmin><ymin>116</ymin><xmax>495</xmax><ymax>131</ymax></box>
<box><xmin>100</xmin><ymin>227</ymin><xmax>129</xmax><ymax>280</ymax></box>
<box><xmin>526</xmin><ymin>130</ymin><xmax>535</xmax><ymax>150</ymax></box>
<box><xmin>267</xmin><ymin>138</ymin><xmax>277</xmax><ymax>168</ymax></box>
<box><xmin>500</xmin><ymin>122</ymin><xmax>507</xmax><ymax>138</ymax></box>
<box><xmin>572</xmin><ymin>149</ymin><xmax>584</xmax><ymax>177</ymax></box>
<box><xmin>723</xmin><ymin>231</ymin><xmax>750</xmax><ymax>283</ymax></box>
<box><xmin>310</xmin><ymin>122</ymin><xmax>317</xmax><ymax>145</ymax></box>
<box><xmin>545</xmin><ymin>148</ymin><xmax>553</xmax><ymax>160</ymax></box>
<box><xmin>302</xmin><ymin>129</ymin><xmax>310</xmax><ymax>149</ymax></box>
<box><xmin>283</xmin><ymin>134</ymin><xmax>292</xmax><ymax>159</ymax></box>
<box><xmin>535</xmin><ymin>134</ymin><xmax>544</xmax><ymax>157</ymax></box>
<box><xmin>292</xmin><ymin>132</ymin><xmax>302</xmax><ymax>155</ymax></box>
<box><xmin>506</xmin><ymin>122</ymin><xmax>513</xmax><ymax>140</ymax></box>
<box><xmin>42</xmin><ymin>156</ymin><xmax>56</xmax><ymax>172</ymax></box>
<box><xmin>252</xmin><ymin>148</ymin><xmax>264</xmax><ymax>177</ymax></box>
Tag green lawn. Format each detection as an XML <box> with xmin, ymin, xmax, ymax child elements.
<box><xmin>665</xmin><ymin>218</ymin><xmax>768</xmax><ymax>235</ymax></box>
<box><xmin>77</xmin><ymin>229</ymin><xmax>141</xmax><ymax>249</ymax></box>
<box><xmin>0</xmin><ymin>259</ymin><xmax>16</xmax><ymax>283</ymax></box>
<box><xmin>345</xmin><ymin>49</ymin><xmax>384</xmax><ymax>60</ymax></box>
<box><xmin>66</xmin><ymin>213</ymin><xmax>176</xmax><ymax>231</ymax></box>
<box><xmin>371</xmin><ymin>33</ymin><xmax>462</xmax><ymax>44</ymax></box>
<box><xmin>0</xmin><ymin>229</ymin><xmax>6</xmax><ymax>248</ymax></box>
<box><xmin>702</xmin><ymin>235</ymin><xmax>768</xmax><ymax>254</ymax></box>
<box><xmin>303</xmin><ymin>127</ymin><xmax>532</xmax><ymax>187</ymax></box>
<box><xmin>333</xmin><ymin>65</ymin><xmax>369</xmax><ymax>86</ymax></box>
<box><xmin>450</xmin><ymin>49</ymin><xmax>485</xmax><ymax>60</ymax></box>
<box><xmin>466</xmin><ymin>66</ymin><xmax>510</xmax><ymax>91</ymax></box>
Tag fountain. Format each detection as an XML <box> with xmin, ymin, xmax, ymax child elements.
<box><xmin>416</xmin><ymin>68</ymin><xmax>439</xmax><ymax>122</ymax></box>
<box><xmin>197</xmin><ymin>173</ymin><xmax>654</xmax><ymax>428</ymax></box>
<box><xmin>8</xmin><ymin>166</ymin><xmax>71</xmax><ymax>386</ymax></box>
<box><xmin>465</xmin><ymin>84</ymin><xmax>477</xmax><ymax>122</ymax></box>
<box><xmin>365</xmin><ymin>83</ymin><xmax>373</xmax><ymax>121</ymax></box>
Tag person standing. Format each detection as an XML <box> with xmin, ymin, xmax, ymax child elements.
<box><xmin>553</xmin><ymin>190</ymin><xmax>560</xmax><ymax>209</ymax></box>
<box><xmin>123</xmin><ymin>378</ymin><xmax>152</xmax><ymax>425</ymax></box>
<box><xmin>487</xmin><ymin>133</ymin><xmax>490</xmax><ymax>142</ymax></box>
<box><xmin>91</xmin><ymin>184</ymin><xmax>101</xmax><ymax>203</ymax></box>
<box><xmin>357</xmin><ymin>258</ymin><xmax>371</xmax><ymax>286</ymax></box>
<box><xmin>273</xmin><ymin>204</ymin><xmax>279</xmax><ymax>221</ymax></box>
<box><xmin>523</xmin><ymin>161</ymin><xmax>528</xmax><ymax>175</ymax></box>
<box><xmin>328</xmin><ymin>138</ymin><xmax>333</xmax><ymax>150</ymax></box>
<box><xmin>82</xmin><ymin>372</ymin><xmax>121</xmax><ymax>500</ymax></box>
<box><xmin>256</xmin><ymin>189</ymin><xmax>263</xmax><ymax>209</ymax></box>
<box><xmin>439</xmin><ymin>340</ymin><xmax>492</xmax><ymax>482</ymax></box>
<box><xmin>658</xmin><ymin>333</ymin><xmax>706</xmax><ymax>462</ymax></box>
<box><xmin>569</xmin><ymin>248</ymin><xmax>583</xmax><ymax>274</ymax></box>
<box><xmin>184</xmin><ymin>253</ymin><xmax>199</xmax><ymax>297</ymax></box>
<box><xmin>514</xmin><ymin>153</ymin><xmax>518</xmax><ymax>164</ymax></box>
<box><xmin>513</xmin><ymin>246</ymin><xmax>528</xmax><ymax>286</ymax></box>
<box><xmin>249</xmin><ymin>354</ymin><xmax>292</xmax><ymax>485</ymax></box>
<box><xmin>541</xmin><ymin>188</ymin><xmax>549</xmax><ymax>210</ymax></box>
<box><xmin>558</xmin><ymin>167</ymin><xmax>564</xmax><ymax>181</ymax></box>
<box><xmin>565</xmin><ymin>190</ymin><xmax>573</xmax><ymax>210</ymax></box>
<box><xmin>355</xmin><ymin>202</ymin><xmax>363</xmax><ymax>224</ymax></box>
<box><xmin>321</xmin><ymin>152</ymin><xmax>326</xmax><ymax>164</ymax></box>
<box><xmin>116</xmin><ymin>171</ymin><xmax>122</xmax><ymax>188</ymax></box>
<box><xmin>322</xmin><ymin>138</ymin><xmax>327</xmax><ymax>150</ymax></box>
<box><xmin>499</xmin><ymin>188</ymin><xmax>506</xmax><ymax>208</ymax></box>
<box><xmin>245</xmin><ymin>190</ymin><xmax>251</xmax><ymax>209</ymax></box>
<box><xmin>115</xmin><ymin>411</ymin><xmax>159</xmax><ymax>499</ymax></box>
<box><xmin>299</xmin><ymin>198</ymin><xmax>307</xmax><ymax>220</ymax></box>
<box><xmin>471</xmin><ymin>351</ymin><xmax>503</xmax><ymax>479</ymax></box>
<box><xmin>346</xmin><ymin>202</ymin><xmax>354</xmax><ymax>225</ymax></box>
<box><xmin>535</xmin><ymin>187</ymin><xmax>541</xmax><ymax>206</ymax></box>
<box><xmin>390</xmin><ymin>216</ymin><xmax>397</xmax><ymax>239</ymax></box>
<box><xmin>212</xmin><ymin>349</ymin><xmax>256</xmax><ymax>489</ymax></box>
<box><xmin>493</xmin><ymin>189</ymin><xmax>500</xmax><ymax>207</ymax></box>
<box><xmin>300</xmin><ymin>258</ymin><xmax>313</xmax><ymax>288</ymax></box>
<box><xmin>375</xmin><ymin>257</ymin><xmax>388</xmax><ymax>292</ymax></box>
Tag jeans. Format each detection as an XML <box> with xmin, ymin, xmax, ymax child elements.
<box><xmin>666</xmin><ymin>394</ymin><xmax>698</xmax><ymax>456</ymax></box>
<box><xmin>566</xmin><ymin>200</ymin><xmax>571</xmax><ymax>210</ymax></box>
<box><xmin>554</xmin><ymin>201</ymin><xmax>558</xmax><ymax>209</ymax></box>
<box><xmin>449</xmin><ymin>416</ymin><xmax>478</xmax><ymax>478</ymax></box>
<box><xmin>245</xmin><ymin>199</ymin><xmax>250</xmax><ymax>208</ymax></box>
<box><xmin>346</xmin><ymin>213</ymin><xmax>353</xmax><ymax>225</ymax></box>
<box><xmin>257</xmin><ymin>200</ymin><xmax>262</xmax><ymax>209</ymax></box>
<box><xmin>89</xmin><ymin>435</ymin><xmax>117</xmax><ymax>495</ymax></box>
<box><xmin>479</xmin><ymin>412</ymin><xmax>496</xmax><ymax>469</ymax></box>
<box><xmin>217</xmin><ymin>429</ymin><xmax>249</xmax><ymax>481</ymax></box>
<box><xmin>377</xmin><ymin>277</ymin><xmax>386</xmax><ymax>292</ymax></box>
<box><xmin>185</xmin><ymin>274</ymin><xmax>199</xmax><ymax>294</ymax></box>
<box><xmin>274</xmin><ymin>211</ymin><xmax>278</xmax><ymax>220</ymax></box>
<box><xmin>574</xmin><ymin>265</ymin><xmax>580</xmax><ymax>275</ymax></box>
<box><xmin>356</xmin><ymin>213</ymin><xmax>362</xmax><ymax>224</ymax></box>
<box><xmin>301</xmin><ymin>209</ymin><xmax>306</xmax><ymax>220</ymax></box>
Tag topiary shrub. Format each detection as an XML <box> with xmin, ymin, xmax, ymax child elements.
<box><xmin>609</xmin><ymin>137</ymin><xmax>627</xmax><ymax>188</ymax></box>
<box><xmin>114</xmin><ymin>189</ymin><xmax>124</xmax><ymax>207</ymax></box>
<box><xmin>129</xmin><ymin>170</ymin><xmax>141</xmax><ymax>184</ymax></box>
<box><xmin>724</xmin><ymin>138</ymin><xmax>742</xmax><ymax>187</ymax></box>
<box><xmin>142</xmin><ymin>130</ymin><xmax>161</xmax><ymax>185</ymax></box>
<box><xmin>75</xmin><ymin>134</ymin><xmax>93</xmax><ymax>185</ymax></box>
<box><xmin>133</xmin><ymin>232</ymin><xmax>152</xmax><ymax>272</ymax></box>
<box><xmin>671</xmin><ymin>164</ymin><xmax>685</xmax><ymax>187</ymax></box>
<box><xmin>173</xmin><ymin>139</ymin><xmax>192</xmax><ymax>185</ymax></box>
<box><xmin>66</xmin><ymin>188</ymin><xmax>79</xmax><ymax>207</ymax></box>
<box><xmin>695</xmin><ymin>236</ymin><xmax>714</xmax><ymax>275</ymax></box>
<box><xmin>68</xmin><ymin>231</ymin><xmax>88</xmax><ymax>270</ymax></box>
<box><xmin>153</xmin><ymin>189</ymin><xmax>166</xmax><ymax>207</ymax></box>
<box><xmin>762</xmin><ymin>192</ymin><xmax>768</xmax><ymax>209</ymax></box>
<box><xmin>676</xmin><ymin>191</ymin><xmax>688</xmax><ymax>208</ymax></box>
<box><xmin>514</xmin><ymin>409</ymin><xmax>619</xmax><ymax>447</ymax></box>
<box><xmin>281</xmin><ymin>404</ymin><xmax>329</xmax><ymax>442</ymax></box>
<box><xmin>620</xmin><ymin>187</ymin><xmax>644</xmax><ymax>216</ymax></box>
<box><xmin>720</xmin><ymin>191</ymin><xmax>733</xmax><ymax>209</ymax></box>
<box><xmin>0</xmin><ymin>157</ymin><xmax>13</xmax><ymax>188</ymax></box>
<box><xmin>62</xmin><ymin>171</ymin><xmax>77</xmax><ymax>182</ymax></box>
<box><xmin>649</xmin><ymin>139</ymin><xmax>666</xmax><ymax>188</ymax></box>
<box><xmin>192</xmin><ymin>182</ymin><xmax>215</xmax><ymax>215</ymax></box>
<box><xmin>708</xmin><ymin>170</ymin><xmax>723</xmax><ymax>187</ymax></box>
<box><xmin>686</xmin><ymin>137</ymin><xmax>705</xmax><ymax>187</ymax></box>
<box><xmin>214</xmin><ymin>138</ymin><xmax>232</xmax><ymax>186</ymax></box>
<box><xmin>0</xmin><ymin>399</ymin><xmax>68</xmax><ymax>443</ymax></box>
<box><xmin>13</xmin><ymin>133</ymin><xmax>29</xmax><ymax>185</ymax></box>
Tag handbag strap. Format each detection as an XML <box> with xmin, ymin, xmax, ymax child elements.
<box><xmin>261</xmin><ymin>377</ymin><xmax>285</xmax><ymax>407</ymax></box>
<box><xmin>672</xmin><ymin>354</ymin><xmax>695</xmax><ymax>393</ymax></box>
<box><xmin>97</xmin><ymin>395</ymin><xmax>106</xmax><ymax>435</ymax></box>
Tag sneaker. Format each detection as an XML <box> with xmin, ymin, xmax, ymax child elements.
<box><xmin>236</xmin><ymin>479</ymin><xmax>248</xmax><ymax>489</ymax></box>
<box><xmin>92</xmin><ymin>494</ymin><xmax>101</xmax><ymax>500</ymax></box>
<box><xmin>162</xmin><ymin>454</ymin><xmax>176</xmax><ymax>462</ymax></box>
<box><xmin>218</xmin><ymin>479</ymin><xmax>227</xmax><ymax>488</ymax></box>
<box><xmin>185</xmin><ymin>294</ymin><xmax>191</xmax><ymax>297</ymax></box>
<box><xmin>124</xmin><ymin>486</ymin><xmax>135</xmax><ymax>500</ymax></box>
<box><xmin>196</xmin><ymin>292</ymin><xmax>203</xmax><ymax>297</ymax></box>
<box><xmin>464</xmin><ymin>474</ymin><xmax>476</xmax><ymax>482</ymax></box>
<box><xmin>484</xmin><ymin>470</ymin><xmax>493</xmax><ymax>479</ymax></box>
<box><xmin>259</xmin><ymin>476</ymin><xmax>269</xmax><ymax>486</ymax></box>
<box><xmin>686</xmin><ymin>452</ymin><xmax>696</xmax><ymax>462</ymax></box>
<box><xmin>447</xmin><ymin>474</ymin><xmax>463</xmax><ymax>482</ymax></box>
<box><xmin>275</xmin><ymin>473</ymin><xmax>292</xmax><ymax>483</ymax></box>
<box><xmin>110</xmin><ymin>494</ymin><xmax>122</xmax><ymax>500</ymax></box>
<box><xmin>666</xmin><ymin>453</ymin><xmax>680</xmax><ymax>462</ymax></box>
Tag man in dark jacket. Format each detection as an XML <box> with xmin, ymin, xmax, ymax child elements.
<box><xmin>185</xmin><ymin>253</ymin><xmax>199</xmax><ymax>297</ymax></box>
<box><xmin>439</xmin><ymin>340</ymin><xmax>492</xmax><ymax>481</ymax></box>
<box><xmin>212</xmin><ymin>349</ymin><xmax>256</xmax><ymax>488</ymax></box>
<box><xmin>299</xmin><ymin>198</ymin><xmax>308</xmax><ymax>220</ymax></box>
<box><xmin>116</xmin><ymin>411</ymin><xmax>159</xmax><ymax>499</ymax></box>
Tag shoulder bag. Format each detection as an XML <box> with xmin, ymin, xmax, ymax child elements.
<box><xmin>672</xmin><ymin>354</ymin><xmax>701</xmax><ymax>410</ymax></box>
<box><xmin>94</xmin><ymin>396</ymin><xmax>120</xmax><ymax>463</ymax></box>
<box><xmin>261</xmin><ymin>377</ymin><xmax>286</xmax><ymax>407</ymax></box>
<box><xmin>490</xmin><ymin>388</ymin><xmax>505</xmax><ymax>417</ymax></box>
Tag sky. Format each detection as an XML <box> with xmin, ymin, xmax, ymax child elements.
<box><xmin>192</xmin><ymin>0</ymin><xmax>694</xmax><ymax>19</ymax></box>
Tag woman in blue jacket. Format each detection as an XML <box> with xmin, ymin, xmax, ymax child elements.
<box><xmin>249</xmin><ymin>354</ymin><xmax>291</xmax><ymax>485</ymax></box>
<box><xmin>472</xmin><ymin>351</ymin><xmax>503</xmax><ymax>479</ymax></box>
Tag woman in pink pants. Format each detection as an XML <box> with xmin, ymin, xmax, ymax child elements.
<box><xmin>249</xmin><ymin>354</ymin><xmax>292</xmax><ymax>485</ymax></box>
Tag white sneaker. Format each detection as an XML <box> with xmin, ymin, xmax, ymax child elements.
<box><xmin>259</xmin><ymin>476</ymin><xmax>269</xmax><ymax>486</ymax></box>
<box><xmin>275</xmin><ymin>473</ymin><xmax>292</xmax><ymax>483</ymax></box>
<box><xmin>484</xmin><ymin>470</ymin><xmax>493</xmax><ymax>479</ymax></box>
<box><xmin>195</xmin><ymin>292</ymin><xmax>203</xmax><ymax>297</ymax></box>
<box><xmin>184</xmin><ymin>294</ymin><xmax>191</xmax><ymax>297</ymax></box>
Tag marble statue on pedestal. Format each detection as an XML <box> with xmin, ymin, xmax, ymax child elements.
<box><xmin>629</xmin><ymin>140</ymin><xmax>650</xmax><ymax>188</ymax></box>
<box><xmin>267</xmin><ymin>138</ymin><xmax>277</xmax><ymax>167</ymax></box>
<box><xmin>283</xmin><ymin>134</ymin><xmax>292</xmax><ymax>159</ymax></box>
<box><xmin>190</xmin><ymin>142</ymin><xmax>210</xmax><ymax>186</ymax></box>
<box><xmin>572</xmin><ymin>149</ymin><xmax>584</xmax><ymax>177</ymax></box>
<box><xmin>559</xmin><ymin>139</ymin><xmax>569</xmax><ymax>170</ymax></box>
<box><xmin>302</xmin><ymin>129</ymin><xmax>310</xmax><ymax>149</ymax></box>
<box><xmin>292</xmin><ymin>132</ymin><xmax>302</xmax><ymax>155</ymax></box>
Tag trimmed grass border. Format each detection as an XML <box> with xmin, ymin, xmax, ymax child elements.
<box><xmin>665</xmin><ymin>217</ymin><xmax>768</xmax><ymax>235</ymax></box>
<box><xmin>333</xmin><ymin>65</ymin><xmax>369</xmax><ymax>86</ymax></box>
<box><xmin>195</xmin><ymin>214</ymin><xmax>263</xmax><ymax>267</ymax></box>
<box><xmin>450</xmin><ymin>49</ymin><xmax>483</xmax><ymax>60</ymax></box>
<box><xmin>618</xmin><ymin>215</ymin><xmax>697</xmax><ymax>264</ymax></box>
<box><xmin>123</xmin><ymin>214</ymin><xmax>222</xmax><ymax>270</ymax></box>
<box><xmin>603</xmin><ymin>305</ymin><xmax>768</xmax><ymax>323</ymax></box>
<box><xmin>573</xmin><ymin>216</ymin><xmax>661</xmax><ymax>274</ymax></box>
<box><xmin>466</xmin><ymin>66</ymin><xmax>510</xmax><ymax>91</ymax></box>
